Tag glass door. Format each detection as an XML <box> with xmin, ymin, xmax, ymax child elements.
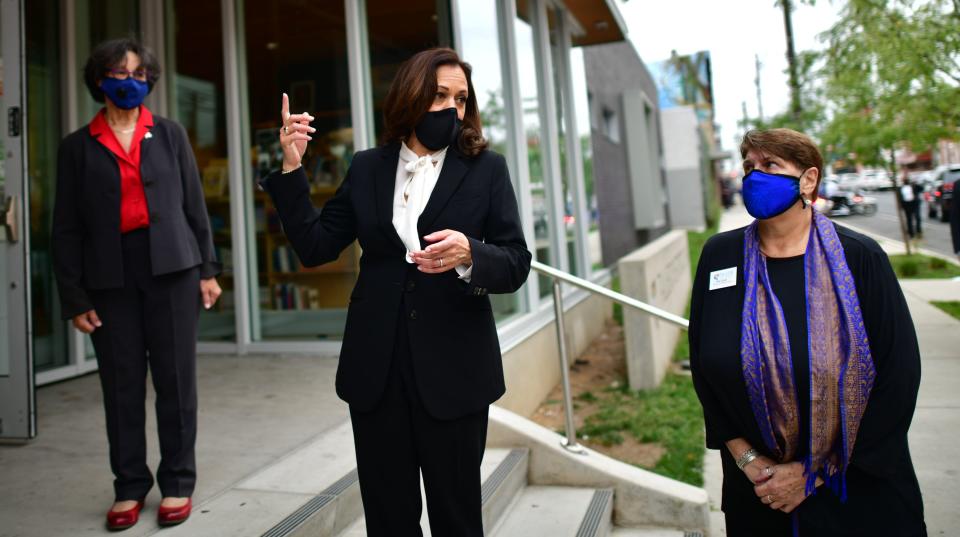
<box><xmin>0</xmin><ymin>0</ymin><xmax>36</xmax><ymax>441</ymax></box>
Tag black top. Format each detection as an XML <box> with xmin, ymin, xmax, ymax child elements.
<box><xmin>689</xmin><ymin>224</ymin><xmax>926</xmax><ymax>537</ymax></box>
<box><xmin>260</xmin><ymin>143</ymin><xmax>531</xmax><ymax>420</ymax></box>
<box><xmin>53</xmin><ymin>114</ymin><xmax>222</xmax><ymax>320</ymax></box>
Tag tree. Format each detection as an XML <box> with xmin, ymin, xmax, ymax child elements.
<box><xmin>819</xmin><ymin>0</ymin><xmax>960</xmax><ymax>165</ymax></box>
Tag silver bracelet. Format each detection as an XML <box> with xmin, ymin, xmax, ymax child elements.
<box><xmin>735</xmin><ymin>448</ymin><xmax>759</xmax><ymax>470</ymax></box>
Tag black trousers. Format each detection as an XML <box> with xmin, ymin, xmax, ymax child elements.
<box><xmin>904</xmin><ymin>201</ymin><xmax>922</xmax><ymax>237</ymax></box>
<box><xmin>88</xmin><ymin>228</ymin><xmax>200</xmax><ymax>501</ymax></box>
<box><xmin>349</xmin><ymin>305</ymin><xmax>488</xmax><ymax>537</ymax></box>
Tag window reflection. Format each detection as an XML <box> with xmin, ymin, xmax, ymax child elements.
<box><xmin>168</xmin><ymin>0</ymin><xmax>234</xmax><ymax>341</ymax></box>
<box><xmin>366</xmin><ymin>0</ymin><xmax>448</xmax><ymax>142</ymax></box>
<box><xmin>243</xmin><ymin>0</ymin><xmax>357</xmax><ymax>340</ymax></box>
<box><xmin>456</xmin><ymin>0</ymin><xmax>520</xmax><ymax>321</ymax></box>
<box><xmin>514</xmin><ymin>11</ymin><xmax>554</xmax><ymax>298</ymax></box>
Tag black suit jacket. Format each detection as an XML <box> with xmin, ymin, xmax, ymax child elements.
<box><xmin>261</xmin><ymin>143</ymin><xmax>531</xmax><ymax>419</ymax></box>
<box><xmin>53</xmin><ymin>115</ymin><xmax>221</xmax><ymax>320</ymax></box>
<box><xmin>951</xmin><ymin>178</ymin><xmax>960</xmax><ymax>255</ymax></box>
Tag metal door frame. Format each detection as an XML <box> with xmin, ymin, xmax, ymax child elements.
<box><xmin>0</xmin><ymin>0</ymin><xmax>35</xmax><ymax>441</ymax></box>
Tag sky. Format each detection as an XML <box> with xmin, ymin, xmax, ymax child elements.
<box><xmin>618</xmin><ymin>0</ymin><xmax>843</xmax><ymax>156</ymax></box>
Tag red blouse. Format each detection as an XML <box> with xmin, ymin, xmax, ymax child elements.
<box><xmin>89</xmin><ymin>106</ymin><xmax>154</xmax><ymax>233</ymax></box>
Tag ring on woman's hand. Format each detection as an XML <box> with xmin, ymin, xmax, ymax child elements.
<box><xmin>283</xmin><ymin>125</ymin><xmax>289</xmax><ymax>135</ymax></box>
<box><xmin>439</xmin><ymin>258</ymin><xmax>444</xmax><ymax>268</ymax></box>
<box><xmin>766</xmin><ymin>495</ymin><xmax>774</xmax><ymax>504</ymax></box>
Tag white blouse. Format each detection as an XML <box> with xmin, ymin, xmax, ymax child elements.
<box><xmin>393</xmin><ymin>141</ymin><xmax>472</xmax><ymax>281</ymax></box>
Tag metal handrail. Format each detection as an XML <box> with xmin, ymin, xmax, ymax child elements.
<box><xmin>530</xmin><ymin>260</ymin><xmax>689</xmax><ymax>454</ymax></box>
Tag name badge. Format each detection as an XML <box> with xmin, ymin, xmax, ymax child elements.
<box><xmin>709</xmin><ymin>267</ymin><xmax>737</xmax><ymax>291</ymax></box>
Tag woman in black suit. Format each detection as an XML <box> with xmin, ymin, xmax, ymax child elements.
<box><xmin>689</xmin><ymin>129</ymin><xmax>925</xmax><ymax>536</ymax></box>
<box><xmin>261</xmin><ymin>47</ymin><xmax>531</xmax><ymax>536</ymax></box>
<box><xmin>52</xmin><ymin>38</ymin><xmax>221</xmax><ymax>530</ymax></box>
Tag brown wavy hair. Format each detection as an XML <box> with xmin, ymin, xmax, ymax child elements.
<box><xmin>382</xmin><ymin>48</ymin><xmax>488</xmax><ymax>157</ymax></box>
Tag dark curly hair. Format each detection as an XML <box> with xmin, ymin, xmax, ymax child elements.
<box><xmin>83</xmin><ymin>37</ymin><xmax>162</xmax><ymax>104</ymax></box>
<box><xmin>381</xmin><ymin>48</ymin><xmax>488</xmax><ymax>157</ymax></box>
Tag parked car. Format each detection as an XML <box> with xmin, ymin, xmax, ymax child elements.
<box><xmin>928</xmin><ymin>165</ymin><xmax>960</xmax><ymax>222</ymax></box>
<box><xmin>858</xmin><ymin>169</ymin><xmax>894</xmax><ymax>190</ymax></box>
<box><xmin>837</xmin><ymin>172</ymin><xmax>862</xmax><ymax>191</ymax></box>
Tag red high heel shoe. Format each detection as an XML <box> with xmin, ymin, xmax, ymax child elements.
<box><xmin>157</xmin><ymin>497</ymin><xmax>192</xmax><ymax>527</ymax></box>
<box><xmin>106</xmin><ymin>500</ymin><xmax>144</xmax><ymax>531</ymax></box>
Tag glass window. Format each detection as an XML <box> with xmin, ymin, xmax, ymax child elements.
<box><xmin>455</xmin><ymin>0</ymin><xmax>520</xmax><ymax>322</ymax></box>
<box><xmin>514</xmin><ymin>8</ymin><xmax>554</xmax><ymax>298</ymax></box>
<box><xmin>27</xmin><ymin>0</ymin><xmax>69</xmax><ymax>372</ymax></box>
<box><xmin>547</xmin><ymin>7</ymin><xmax>579</xmax><ymax>278</ymax></box>
<box><xmin>569</xmin><ymin>48</ymin><xmax>602</xmax><ymax>272</ymax></box>
<box><xmin>242</xmin><ymin>0</ymin><xmax>357</xmax><ymax>341</ymax></box>
<box><xmin>166</xmin><ymin>0</ymin><xmax>234</xmax><ymax>341</ymax></box>
<box><xmin>74</xmin><ymin>0</ymin><xmax>141</xmax><ymax>125</ymax></box>
<box><xmin>366</xmin><ymin>0</ymin><xmax>449</xmax><ymax>142</ymax></box>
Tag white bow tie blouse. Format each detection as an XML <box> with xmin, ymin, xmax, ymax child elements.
<box><xmin>393</xmin><ymin>141</ymin><xmax>472</xmax><ymax>281</ymax></box>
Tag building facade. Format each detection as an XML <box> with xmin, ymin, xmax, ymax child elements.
<box><xmin>0</xmin><ymin>0</ymin><xmax>626</xmax><ymax>439</ymax></box>
<box><xmin>583</xmin><ymin>41</ymin><xmax>670</xmax><ymax>266</ymax></box>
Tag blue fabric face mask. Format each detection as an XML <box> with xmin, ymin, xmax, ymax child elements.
<box><xmin>742</xmin><ymin>170</ymin><xmax>802</xmax><ymax>220</ymax></box>
<box><xmin>100</xmin><ymin>77</ymin><xmax>149</xmax><ymax>110</ymax></box>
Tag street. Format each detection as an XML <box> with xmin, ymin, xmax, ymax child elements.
<box><xmin>834</xmin><ymin>190</ymin><xmax>956</xmax><ymax>258</ymax></box>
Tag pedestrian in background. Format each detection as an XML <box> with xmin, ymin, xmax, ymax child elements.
<box><xmin>52</xmin><ymin>38</ymin><xmax>221</xmax><ymax>531</ymax></box>
<box><xmin>688</xmin><ymin>128</ymin><xmax>926</xmax><ymax>536</ymax></box>
<box><xmin>899</xmin><ymin>173</ymin><xmax>923</xmax><ymax>240</ymax></box>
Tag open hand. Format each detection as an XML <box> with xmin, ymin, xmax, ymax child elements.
<box><xmin>754</xmin><ymin>462</ymin><xmax>822</xmax><ymax>513</ymax></box>
<box><xmin>411</xmin><ymin>229</ymin><xmax>472</xmax><ymax>274</ymax></box>
<box><xmin>279</xmin><ymin>93</ymin><xmax>315</xmax><ymax>172</ymax></box>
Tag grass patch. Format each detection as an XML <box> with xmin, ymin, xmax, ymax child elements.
<box><xmin>888</xmin><ymin>254</ymin><xmax>960</xmax><ymax>279</ymax></box>
<box><xmin>578</xmin><ymin>373</ymin><xmax>705</xmax><ymax>486</ymax></box>
<box><xmin>932</xmin><ymin>301</ymin><xmax>960</xmax><ymax>321</ymax></box>
<box><xmin>611</xmin><ymin>276</ymin><xmax>623</xmax><ymax>326</ymax></box>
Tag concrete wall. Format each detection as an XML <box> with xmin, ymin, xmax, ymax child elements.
<box><xmin>660</xmin><ymin>107</ymin><xmax>707</xmax><ymax>230</ymax></box>
<box><xmin>498</xmin><ymin>291</ymin><xmax>612</xmax><ymax>417</ymax></box>
<box><xmin>583</xmin><ymin>42</ymin><xmax>671</xmax><ymax>266</ymax></box>
<box><xmin>618</xmin><ymin>231</ymin><xmax>692</xmax><ymax>390</ymax></box>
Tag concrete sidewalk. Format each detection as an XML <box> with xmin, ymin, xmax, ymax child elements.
<box><xmin>703</xmin><ymin>204</ymin><xmax>960</xmax><ymax>536</ymax></box>
<box><xmin>0</xmin><ymin>354</ymin><xmax>350</xmax><ymax>536</ymax></box>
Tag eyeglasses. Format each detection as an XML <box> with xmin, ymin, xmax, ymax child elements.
<box><xmin>105</xmin><ymin>68</ymin><xmax>149</xmax><ymax>81</ymax></box>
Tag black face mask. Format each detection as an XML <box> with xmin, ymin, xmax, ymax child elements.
<box><xmin>414</xmin><ymin>107</ymin><xmax>461</xmax><ymax>151</ymax></box>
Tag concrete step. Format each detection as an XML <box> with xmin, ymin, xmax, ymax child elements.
<box><xmin>338</xmin><ymin>447</ymin><xmax>529</xmax><ymax>536</ymax></box>
<box><xmin>488</xmin><ymin>486</ymin><xmax>614</xmax><ymax>537</ymax></box>
<box><xmin>610</xmin><ymin>528</ymin><xmax>703</xmax><ymax>537</ymax></box>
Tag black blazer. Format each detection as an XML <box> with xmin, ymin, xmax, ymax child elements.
<box><xmin>52</xmin><ymin>115</ymin><xmax>221</xmax><ymax>320</ymax></box>
<box><xmin>689</xmin><ymin>224</ymin><xmax>925</xmax><ymax>531</ymax></box>
<box><xmin>261</xmin><ymin>143</ymin><xmax>531</xmax><ymax>419</ymax></box>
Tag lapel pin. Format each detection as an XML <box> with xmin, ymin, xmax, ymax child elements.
<box><xmin>144</xmin><ymin>132</ymin><xmax>153</xmax><ymax>139</ymax></box>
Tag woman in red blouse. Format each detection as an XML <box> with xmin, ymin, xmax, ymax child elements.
<box><xmin>52</xmin><ymin>38</ymin><xmax>221</xmax><ymax>531</ymax></box>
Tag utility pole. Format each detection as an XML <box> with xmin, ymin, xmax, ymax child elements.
<box><xmin>754</xmin><ymin>54</ymin><xmax>764</xmax><ymax>122</ymax></box>
<box><xmin>780</xmin><ymin>0</ymin><xmax>803</xmax><ymax>123</ymax></box>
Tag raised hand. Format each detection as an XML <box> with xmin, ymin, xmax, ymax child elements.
<box><xmin>279</xmin><ymin>92</ymin><xmax>316</xmax><ymax>172</ymax></box>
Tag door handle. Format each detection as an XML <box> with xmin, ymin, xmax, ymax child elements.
<box><xmin>2</xmin><ymin>195</ymin><xmax>17</xmax><ymax>243</ymax></box>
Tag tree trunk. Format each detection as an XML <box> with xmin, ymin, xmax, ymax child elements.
<box><xmin>781</xmin><ymin>0</ymin><xmax>802</xmax><ymax>122</ymax></box>
<box><xmin>890</xmin><ymin>150</ymin><xmax>913</xmax><ymax>255</ymax></box>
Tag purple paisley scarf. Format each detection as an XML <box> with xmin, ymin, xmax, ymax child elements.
<box><xmin>741</xmin><ymin>210</ymin><xmax>876</xmax><ymax>500</ymax></box>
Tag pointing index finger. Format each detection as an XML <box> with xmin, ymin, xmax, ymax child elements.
<box><xmin>281</xmin><ymin>93</ymin><xmax>290</xmax><ymax>122</ymax></box>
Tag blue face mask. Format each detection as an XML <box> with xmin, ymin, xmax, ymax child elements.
<box><xmin>742</xmin><ymin>170</ymin><xmax>802</xmax><ymax>220</ymax></box>
<box><xmin>100</xmin><ymin>77</ymin><xmax>149</xmax><ymax>110</ymax></box>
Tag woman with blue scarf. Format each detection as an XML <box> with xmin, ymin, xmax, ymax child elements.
<box><xmin>689</xmin><ymin>129</ymin><xmax>926</xmax><ymax>536</ymax></box>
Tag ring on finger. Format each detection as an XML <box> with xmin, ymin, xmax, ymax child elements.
<box><xmin>440</xmin><ymin>257</ymin><xmax>444</xmax><ymax>268</ymax></box>
<box><xmin>283</xmin><ymin>125</ymin><xmax>289</xmax><ymax>134</ymax></box>
<box><xmin>766</xmin><ymin>495</ymin><xmax>774</xmax><ymax>504</ymax></box>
